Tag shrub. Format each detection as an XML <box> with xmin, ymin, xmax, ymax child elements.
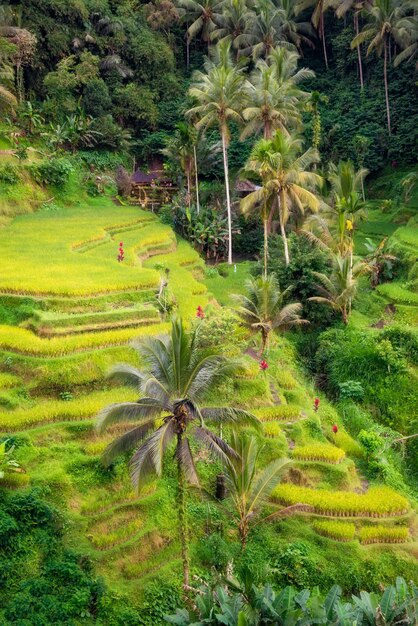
<box><xmin>0</xmin><ymin>164</ymin><xmax>20</xmax><ymax>185</ymax></box>
<box><xmin>333</xmin><ymin>431</ymin><xmax>364</xmax><ymax>458</ymax></box>
<box><xmin>313</xmin><ymin>520</ymin><xmax>355</xmax><ymax>541</ymax></box>
<box><xmin>271</xmin><ymin>485</ymin><xmax>409</xmax><ymax>517</ymax></box>
<box><xmin>275</xmin><ymin>370</ymin><xmax>297</xmax><ymax>390</ymax></box>
<box><xmin>293</xmin><ymin>443</ymin><xmax>345</xmax><ymax>464</ymax></box>
<box><xmin>263</xmin><ymin>422</ymin><xmax>281</xmax><ymax>438</ymax></box>
<box><xmin>30</xmin><ymin>158</ymin><xmax>73</xmax><ymax>188</ymax></box>
<box><xmin>338</xmin><ymin>380</ymin><xmax>364</xmax><ymax>401</ymax></box>
<box><xmin>358</xmin><ymin>430</ymin><xmax>383</xmax><ymax>459</ymax></box>
<box><xmin>359</xmin><ymin>525</ymin><xmax>409</xmax><ymax>544</ymax></box>
<box><xmin>115</xmin><ymin>166</ymin><xmax>132</xmax><ymax>197</ymax></box>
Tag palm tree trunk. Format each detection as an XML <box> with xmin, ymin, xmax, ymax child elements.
<box><xmin>221</xmin><ymin>126</ymin><xmax>233</xmax><ymax>265</ymax></box>
<box><xmin>354</xmin><ymin>13</ymin><xmax>363</xmax><ymax>90</ymax></box>
<box><xmin>186</xmin><ymin>169</ymin><xmax>191</xmax><ymax>208</ymax></box>
<box><xmin>383</xmin><ymin>39</ymin><xmax>391</xmax><ymax>135</ymax></box>
<box><xmin>193</xmin><ymin>145</ymin><xmax>200</xmax><ymax>214</ymax></box>
<box><xmin>278</xmin><ymin>193</ymin><xmax>290</xmax><ymax>266</ymax></box>
<box><xmin>263</xmin><ymin>216</ymin><xmax>268</xmax><ymax>279</ymax></box>
<box><xmin>177</xmin><ymin>434</ymin><xmax>190</xmax><ymax>589</ymax></box>
<box><xmin>320</xmin><ymin>13</ymin><xmax>328</xmax><ymax>70</ymax></box>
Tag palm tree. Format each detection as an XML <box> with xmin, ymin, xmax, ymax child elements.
<box><xmin>351</xmin><ymin>0</ymin><xmax>415</xmax><ymax>135</ymax></box>
<box><xmin>188</xmin><ymin>42</ymin><xmax>249</xmax><ymax>264</ymax></box>
<box><xmin>242</xmin><ymin>48</ymin><xmax>313</xmax><ymax>141</ymax></box>
<box><xmin>233</xmin><ymin>274</ymin><xmax>307</xmax><ymax>354</ymax></box>
<box><xmin>177</xmin><ymin>0</ymin><xmax>223</xmax><ymax>52</ymax></box>
<box><xmin>363</xmin><ymin>237</ymin><xmax>397</xmax><ymax>288</ymax></box>
<box><xmin>223</xmin><ymin>432</ymin><xmax>291</xmax><ymax>548</ymax></box>
<box><xmin>333</xmin><ymin>1</ymin><xmax>372</xmax><ymax>89</ymax></box>
<box><xmin>309</xmin><ymin>253</ymin><xmax>365</xmax><ymax>323</ymax></box>
<box><xmin>394</xmin><ymin>14</ymin><xmax>418</xmax><ymax>68</ymax></box>
<box><xmin>271</xmin><ymin>0</ymin><xmax>316</xmax><ymax>51</ymax></box>
<box><xmin>162</xmin><ymin>122</ymin><xmax>198</xmax><ymax>208</ymax></box>
<box><xmin>241</xmin><ymin>0</ymin><xmax>285</xmax><ymax>59</ymax></box>
<box><xmin>241</xmin><ymin>130</ymin><xmax>321</xmax><ymax>265</ymax></box>
<box><xmin>210</xmin><ymin>0</ymin><xmax>255</xmax><ymax>60</ymax></box>
<box><xmin>96</xmin><ymin>318</ymin><xmax>259</xmax><ymax>588</ymax></box>
<box><xmin>296</xmin><ymin>0</ymin><xmax>334</xmax><ymax>69</ymax></box>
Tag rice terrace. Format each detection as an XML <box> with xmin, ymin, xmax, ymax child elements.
<box><xmin>0</xmin><ymin>0</ymin><xmax>417</xmax><ymax>624</ymax></box>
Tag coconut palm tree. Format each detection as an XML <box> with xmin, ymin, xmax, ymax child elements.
<box><xmin>162</xmin><ymin>122</ymin><xmax>198</xmax><ymax>208</ymax></box>
<box><xmin>271</xmin><ymin>0</ymin><xmax>316</xmax><ymax>51</ymax></box>
<box><xmin>242</xmin><ymin>48</ymin><xmax>313</xmax><ymax>141</ymax></box>
<box><xmin>309</xmin><ymin>253</ymin><xmax>365</xmax><ymax>323</ymax></box>
<box><xmin>210</xmin><ymin>0</ymin><xmax>255</xmax><ymax>60</ymax></box>
<box><xmin>241</xmin><ymin>130</ymin><xmax>321</xmax><ymax>265</ymax></box>
<box><xmin>363</xmin><ymin>236</ymin><xmax>397</xmax><ymax>288</ymax></box>
<box><xmin>233</xmin><ymin>274</ymin><xmax>307</xmax><ymax>354</ymax></box>
<box><xmin>223</xmin><ymin>431</ymin><xmax>291</xmax><ymax>548</ymax></box>
<box><xmin>351</xmin><ymin>0</ymin><xmax>415</xmax><ymax>135</ymax></box>
<box><xmin>295</xmin><ymin>0</ymin><xmax>334</xmax><ymax>69</ymax></box>
<box><xmin>241</xmin><ymin>0</ymin><xmax>285</xmax><ymax>59</ymax></box>
<box><xmin>96</xmin><ymin>317</ymin><xmax>259</xmax><ymax>588</ymax></box>
<box><xmin>394</xmin><ymin>14</ymin><xmax>418</xmax><ymax>68</ymax></box>
<box><xmin>177</xmin><ymin>0</ymin><xmax>224</xmax><ymax>52</ymax></box>
<box><xmin>333</xmin><ymin>1</ymin><xmax>372</xmax><ymax>89</ymax></box>
<box><xmin>188</xmin><ymin>41</ymin><xmax>249</xmax><ymax>264</ymax></box>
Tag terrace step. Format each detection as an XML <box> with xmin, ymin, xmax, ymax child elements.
<box><xmin>27</xmin><ymin>304</ymin><xmax>160</xmax><ymax>336</ymax></box>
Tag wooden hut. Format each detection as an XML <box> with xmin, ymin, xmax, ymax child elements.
<box><xmin>130</xmin><ymin>168</ymin><xmax>177</xmax><ymax>210</ymax></box>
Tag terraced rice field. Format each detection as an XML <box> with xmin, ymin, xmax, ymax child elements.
<box><xmin>0</xmin><ymin>197</ymin><xmax>416</xmax><ymax>598</ymax></box>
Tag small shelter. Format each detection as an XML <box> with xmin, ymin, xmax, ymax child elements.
<box><xmin>130</xmin><ymin>168</ymin><xmax>177</xmax><ymax>210</ymax></box>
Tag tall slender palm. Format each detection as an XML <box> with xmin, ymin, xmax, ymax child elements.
<box><xmin>333</xmin><ymin>1</ymin><xmax>372</xmax><ymax>89</ymax></box>
<box><xmin>309</xmin><ymin>253</ymin><xmax>365</xmax><ymax>323</ymax></box>
<box><xmin>242</xmin><ymin>48</ymin><xmax>313</xmax><ymax>141</ymax></box>
<box><xmin>233</xmin><ymin>274</ymin><xmax>307</xmax><ymax>354</ymax></box>
<box><xmin>188</xmin><ymin>42</ymin><xmax>249</xmax><ymax>264</ymax></box>
<box><xmin>304</xmin><ymin>160</ymin><xmax>367</xmax><ymax>269</ymax></box>
<box><xmin>210</xmin><ymin>0</ymin><xmax>255</xmax><ymax>60</ymax></box>
<box><xmin>241</xmin><ymin>130</ymin><xmax>321</xmax><ymax>265</ymax></box>
<box><xmin>394</xmin><ymin>15</ymin><xmax>418</xmax><ymax>68</ymax></box>
<box><xmin>240</xmin><ymin>0</ymin><xmax>285</xmax><ymax>59</ymax></box>
<box><xmin>96</xmin><ymin>318</ymin><xmax>259</xmax><ymax>588</ymax></box>
<box><xmin>351</xmin><ymin>0</ymin><xmax>415</xmax><ymax>135</ymax></box>
<box><xmin>162</xmin><ymin>122</ymin><xmax>198</xmax><ymax>207</ymax></box>
<box><xmin>296</xmin><ymin>0</ymin><xmax>335</xmax><ymax>69</ymax></box>
<box><xmin>223</xmin><ymin>432</ymin><xmax>291</xmax><ymax>548</ymax></box>
<box><xmin>177</xmin><ymin>0</ymin><xmax>223</xmax><ymax>52</ymax></box>
<box><xmin>271</xmin><ymin>0</ymin><xmax>316</xmax><ymax>51</ymax></box>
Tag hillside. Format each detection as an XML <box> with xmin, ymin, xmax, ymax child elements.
<box><xmin>0</xmin><ymin>169</ymin><xmax>416</xmax><ymax>622</ymax></box>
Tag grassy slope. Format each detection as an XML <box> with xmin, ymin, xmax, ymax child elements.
<box><xmin>0</xmin><ymin>173</ymin><xmax>417</xmax><ymax>606</ymax></box>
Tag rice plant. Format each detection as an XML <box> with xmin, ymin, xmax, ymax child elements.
<box><xmin>254</xmin><ymin>405</ymin><xmax>301</xmax><ymax>422</ymax></box>
<box><xmin>271</xmin><ymin>484</ymin><xmax>410</xmax><ymax>517</ymax></box>
<box><xmin>293</xmin><ymin>443</ymin><xmax>346</xmax><ymax>464</ymax></box>
<box><xmin>313</xmin><ymin>520</ymin><xmax>356</xmax><ymax>541</ymax></box>
<box><xmin>359</xmin><ymin>525</ymin><xmax>410</xmax><ymax>544</ymax></box>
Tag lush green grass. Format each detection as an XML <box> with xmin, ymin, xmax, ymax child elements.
<box><xmin>204</xmin><ymin>261</ymin><xmax>255</xmax><ymax>306</ymax></box>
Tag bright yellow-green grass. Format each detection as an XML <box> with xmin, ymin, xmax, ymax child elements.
<box><xmin>313</xmin><ymin>520</ymin><xmax>356</xmax><ymax>541</ymax></box>
<box><xmin>0</xmin><ymin>198</ymin><xmax>176</xmax><ymax>295</ymax></box>
<box><xmin>293</xmin><ymin>443</ymin><xmax>346</xmax><ymax>464</ymax></box>
<box><xmin>0</xmin><ymin>323</ymin><xmax>169</xmax><ymax>356</ymax></box>
<box><xmin>0</xmin><ymin>387</ymin><xmax>134</xmax><ymax>431</ymax></box>
<box><xmin>359</xmin><ymin>525</ymin><xmax>409</xmax><ymax>544</ymax></box>
<box><xmin>271</xmin><ymin>484</ymin><xmax>410</xmax><ymax>517</ymax></box>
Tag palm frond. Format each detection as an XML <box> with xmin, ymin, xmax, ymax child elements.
<box><xmin>130</xmin><ymin>418</ymin><xmax>177</xmax><ymax>489</ymax></box>
<box><xmin>102</xmin><ymin>420</ymin><xmax>157</xmax><ymax>467</ymax></box>
<box><xmin>96</xmin><ymin>398</ymin><xmax>167</xmax><ymax>432</ymax></box>
<box><xmin>200</xmin><ymin>407</ymin><xmax>261</xmax><ymax>431</ymax></box>
<box><xmin>176</xmin><ymin>437</ymin><xmax>200</xmax><ymax>486</ymax></box>
<box><xmin>193</xmin><ymin>426</ymin><xmax>239</xmax><ymax>464</ymax></box>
